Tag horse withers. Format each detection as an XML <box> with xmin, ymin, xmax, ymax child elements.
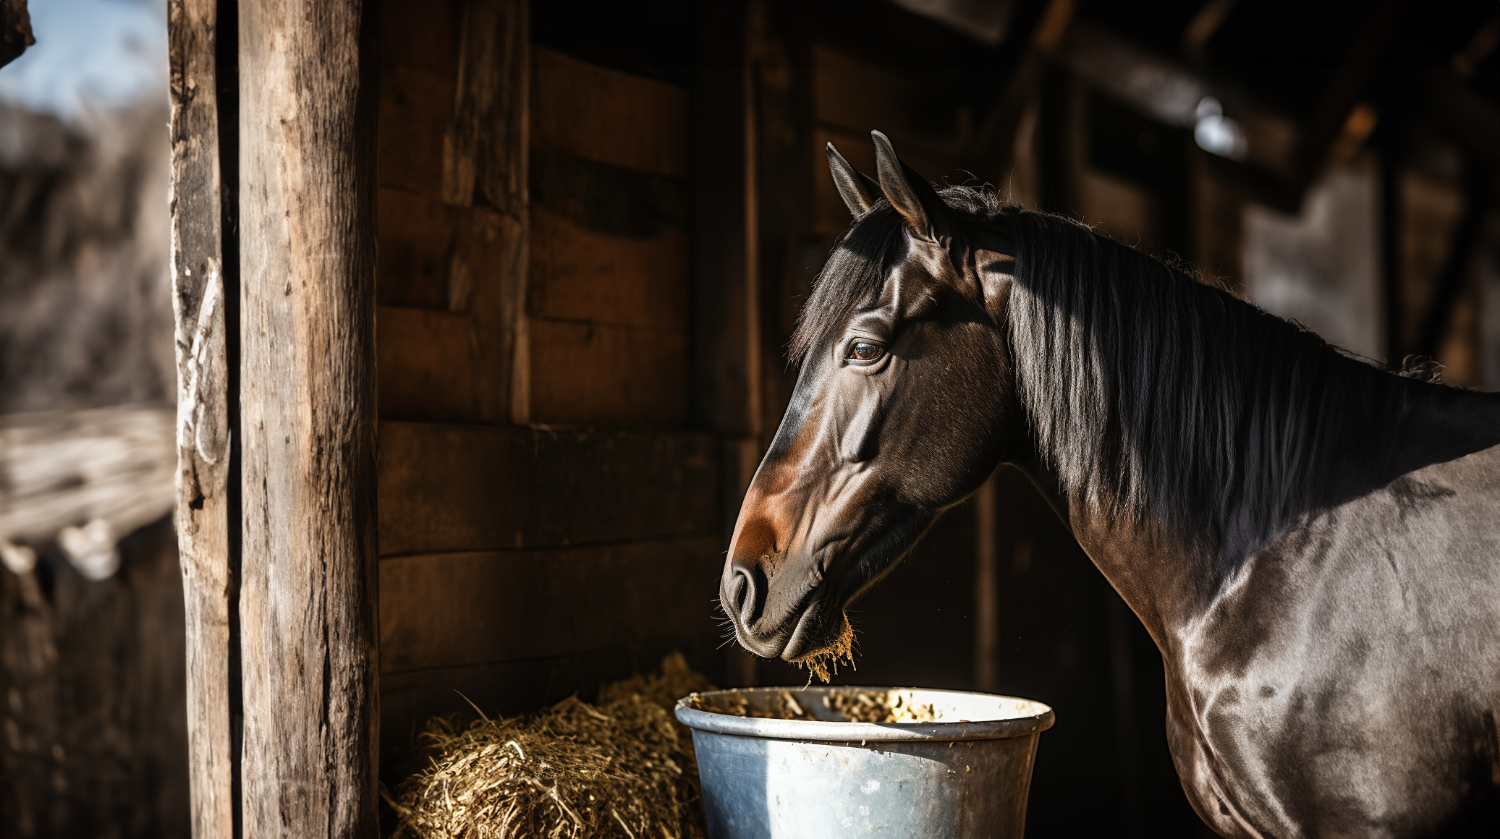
<box><xmin>718</xmin><ymin>130</ymin><xmax>1500</xmax><ymax>837</ymax></box>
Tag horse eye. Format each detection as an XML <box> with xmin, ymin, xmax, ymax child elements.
<box><xmin>848</xmin><ymin>341</ymin><xmax>885</xmax><ymax>362</ymax></box>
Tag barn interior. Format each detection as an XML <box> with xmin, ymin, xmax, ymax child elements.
<box><xmin>1</xmin><ymin>0</ymin><xmax>1497</xmax><ymax>837</ymax></box>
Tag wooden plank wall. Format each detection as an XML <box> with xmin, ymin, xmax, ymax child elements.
<box><xmin>373</xmin><ymin>0</ymin><xmax>723</xmax><ymax>766</ymax></box>
<box><xmin>528</xmin><ymin>48</ymin><xmax>692</xmax><ymax>426</ymax></box>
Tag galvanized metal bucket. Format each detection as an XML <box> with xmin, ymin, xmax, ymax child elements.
<box><xmin>676</xmin><ymin>686</ymin><xmax>1054</xmax><ymax>838</ymax></box>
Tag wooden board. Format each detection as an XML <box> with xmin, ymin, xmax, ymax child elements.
<box><xmin>527</xmin><ymin>318</ymin><xmax>688</xmax><ymax>427</ymax></box>
<box><xmin>377</xmin><ymin>0</ymin><xmax>456</xmax><ymax>71</ymax></box>
<box><xmin>528</xmin><ymin>204</ymin><xmax>689</xmax><ymax>327</ymax></box>
<box><xmin>532</xmin><ymin>47</ymin><xmax>690</xmax><ymax>178</ymax></box>
<box><xmin>691</xmin><ymin>0</ymin><xmax>761</xmax><ymax>438</ymax></box>
<box><xmin>166</xmin><ymin>0</ymin><xmax>234</xmax><ymax>834</ymax></box>
<box><xmin>442</xmin><ymin>0</ymin><xmax>528</xmax><ymax>213</ymax></box>
<box><xmin>526</xmin><ymin>47</ymin><xmax>691</xmax><ymax>428</ymax></box>
<box><xmin>377</xmin><ymin>305</ymin><xmax>476</xmax><ymax>420</ymax></box>
<box><xmin>377</xmin><ymin>64</ymin><xmax>455</xmax><ymax>200</ymax></box>
<box><xmin>378</xmin><ymin>421</ymin><xmax>717</xmax><ymax>556</ymax></box>
<box><xmin>380</xmin><ymin>535</ymin><xmax>721</xmax><ymax>672</ymax></box>
<box><xmin>812</xmin><ymin>45</ymin><xmax>965</xmax><ymax>161</ymax></box>
<box><xmin>376</xmin><ymin>187</ymin><xmax>456</xmax><ymax>308</ymax></box>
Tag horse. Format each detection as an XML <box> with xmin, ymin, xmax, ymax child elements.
<box><xmin>718</xmin><ymin>130</ymin><xmax>1500</xmax><ymax>837</ymax></box>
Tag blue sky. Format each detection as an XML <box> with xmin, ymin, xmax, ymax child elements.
<box><xmin>0</xmin><ymin>0</ymin><xmax>167</xmax><ymax>120</ymax></box>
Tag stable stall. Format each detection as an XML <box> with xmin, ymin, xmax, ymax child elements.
<box><xmin>158</xmin><ymin>1</ymin><xmax>1499</xmax><ymax>837</ymax></box>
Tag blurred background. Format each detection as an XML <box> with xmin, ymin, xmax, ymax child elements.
<box><xmin>1</xmin><ymin>0</ymin><xmax>1497</xmax><ymax>836</ymax></box>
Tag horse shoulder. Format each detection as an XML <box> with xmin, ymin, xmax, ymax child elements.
<box><xmin>1170</xmin><ymin>446</ymin><xmax>1500</xmax><ymax>836</ymax></box>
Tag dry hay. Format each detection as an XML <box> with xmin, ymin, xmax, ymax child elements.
<box><xmin>788</xmin><ymin>616</ymin><xmax>856</xmax><ymax>683</ymax></box>
<box><xmin>687</xmin><ymin>687</ymin><xmax>938</xmax><ymax>724</ymax></box>
<box><xmin>387</xmin><ymin>653</ymin><xmax>714</xmax><ymax>839</ymax></box>
<box><xmin>822</xmin><ymin>690</ymin><xmax>937</xmax><ymax>724</ymax></box>
<box><xmin>688</xmin><ymin>689</ymin><xmax>814</xmax><ymax>721</ymax></box>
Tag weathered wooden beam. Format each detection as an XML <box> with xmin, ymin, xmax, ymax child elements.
<box><xmin>237</xmin><ymin>0</ymin><xmax>380</xmax><ymax>836</ymax></box>
<box><xmin>972</xmin><ymin>474</ymin><xmax>999</xmax><ymax>692</ymax></box>
<box><xmin>692</xmin><ymin>2</ymin><xmax>764</xmax><ymax>603</ymax></box>
<box><xmin>167</xmin><ymin>0</ymin><xmax>236</xmax><ymax>834</ymax></box>
<box><xmin>1281</xmin><ymin>0</ymin><xmax>1404</xmax><ymax>209</ymax></box>
<box><xmin>442</xmin><ymin>0</ymin><xmax>527</xmax><ymax>215</ymax></box>
<box><xmin>966</xmin><ymin>0</ymin><xmax>1074</xmax><ymax>175</ymax></box>
<box><xmin>442</xmin><ymin>0</ymin><xmax>528</xmax><ymax>425</ymax></box>
<box><xmin>693</xmin><ymin>0</ymin><xmax>760</xmax><ymax>441</ymax></box>
<box><xmin>1414</xmin><ymin>166</ymin><xmax>1490</xmax><ymax>360</ymax></box>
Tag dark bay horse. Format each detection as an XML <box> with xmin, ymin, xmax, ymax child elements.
<box><xmin>719</xmin><ymin>131</ymin><xmax>1500</xmax><ymax>837</ymax></box>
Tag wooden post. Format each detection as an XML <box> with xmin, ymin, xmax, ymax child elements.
<box><xmin>172</xmin><ymin>1</ymin><xmax>379</xmax><ymax>836</ymax></box>
<box><xmin>972</xmin><ymin>474</ymin><xmax>999</xmax><ymax>693</ymax></box>
<box><xmin>695</xmin><ymin>0</ymin><xmax>762</xmax><ymax>688</ymax></box>
<box><xmin>168</xmin><ymin>0</ymin><xmax>236</xmax><ymax>835</ymax></box>
<box><xmin>237</xmin><ymin>0</ymin><xmax>380</xmax><ymax>836</ymax></box>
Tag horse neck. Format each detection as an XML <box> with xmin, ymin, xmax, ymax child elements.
<box><xmin>1003</xmin><ymin>259</ymin><xmax>1500</xmax><ymax>635</ymax></box>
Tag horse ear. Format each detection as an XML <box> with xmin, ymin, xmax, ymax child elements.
<box><xmin>826</xmin><ymin>142</ymin><xmax>880</xmax><ymax>217</ymax></box>
<box><xmin>871</xmin><ymin>130</ymin><xmax>948</xmax><ymax>241</ymax></box>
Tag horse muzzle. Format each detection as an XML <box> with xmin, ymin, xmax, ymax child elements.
<box><xmin>720</xmin><ymin>519</ymin><xmax>853</xmax><ymax>661</ymax></box>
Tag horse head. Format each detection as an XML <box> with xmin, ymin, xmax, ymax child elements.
<box><xmin>720</xmin><ymin>132</ymin><xmax>1024</xmax><ymax>668</ymax></box>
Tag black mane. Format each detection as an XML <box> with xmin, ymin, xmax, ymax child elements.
<box><xmin>795</xmin><ymin>186</ymin><xmax>1431</xmax><ymax>570</ymax></box>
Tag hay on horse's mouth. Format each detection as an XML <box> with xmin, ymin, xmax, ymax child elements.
<box><xmin>790</xmin><ymin>616</ymin><xmax>856</xmax><ymax>684</ymax></box>
<box><xmin>386</xmin><ymin>653</ymin><xmax>713</xmax><ymax>839</ymax></box>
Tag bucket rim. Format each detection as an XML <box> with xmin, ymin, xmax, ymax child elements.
<box><xmin>674</xmin><ymin>686</ymin><xmax>1055</xmax><ymax>743</ymax></box>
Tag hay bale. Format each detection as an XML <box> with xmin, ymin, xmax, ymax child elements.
<box><xmin>388</xmin><ymin>654</ymin><xmax>714</xmax><ymax>839</ymax></box>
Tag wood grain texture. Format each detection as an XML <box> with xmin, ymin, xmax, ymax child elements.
<box><xmin>237</xmin><ymin>1</ymin><xmax>379</xmax><ymax>835</ymax></box>
<box><xmin>379</xmin><ymin>536</ymin><xmax>720</xmax><ymax>672</ymax></box>
<box><xmin>377</xmin><ymin>422</ymin><xmax>717</xmax><ymax>556</ymax></box>
<box><xmin>527</xmin><ymin>318</ymin><xmax>689</xmax><ymax>427</ymax></box>
<box><xmin>374</xmin><ymin>195</ymin><xmax>524</xmax><ymax>422</ymax></box>
<box><xmin>376</xmin><ymin>65</ymin><xmax>454</xmax><ymax>200</ymax></box>
<box><xmin>376</xmin><ymin>306</ymin><xmax>475</xmax><ymax>420</ymax></box>
<box><xmin>442</xmin><ymin>0</ymin><xmax>527</xmax><ymax>213</ymax></box>
<box><xmin>166</xmin><ymin>0</ymin><xmax>233</xmax><ymax>834</ymax></box>
<box><xmin>528</xmin><ymin>204</ymin><xmax>689</xmax><ymax>328</ymax></box>
<box><xmin>532</xmin><ymin>47</ymin><xmax>690</xmax><ymax>178</ymax></box>
<box><xmin>438</xmin><ymin>0</ymin><xmax>529</xmax><ymax>423</ymax></box>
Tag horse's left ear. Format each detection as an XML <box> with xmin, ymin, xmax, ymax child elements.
<box><xmin>871</xmin><ymin>130</ymin><xmax>949</xmax><ymax>242</ymax></box>
<box><xmin>826</xmin><ymin>142</ymin><xmax>880</xmax><ymax>217</ymax></box>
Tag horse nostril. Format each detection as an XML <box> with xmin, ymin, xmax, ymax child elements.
<box><xmin>726</xmin><ymin>554</ymin><xmax>766</xmax><ymax>625</ymax></box>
